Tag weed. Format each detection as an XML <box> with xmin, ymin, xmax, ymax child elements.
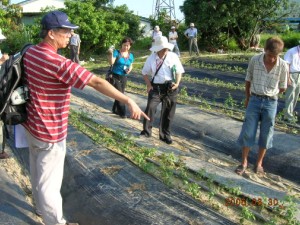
<box><xmin>281</xmin><ymin>195</ymin><xmax>300</xmax><ymax>225</ymax></box>
<box><xmin>240</xmin><ymin>207</ymin><xmax>256</xmax><ymax>224</ymax></box>
<box><xmin>186</xmin><ymin>182</ymin><xmax>201</xmax><ymax>199</ymax></box>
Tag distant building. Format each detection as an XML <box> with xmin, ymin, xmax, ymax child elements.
<box><xmin>17</xmin><ymin>0</ymin><xmax>65</xmax><ymax>25</ymax></box>
<box><xmin>13</xmin><ymin>0</ymin><xmax>152</xmax><ymax>36</ymax></box>
<box><xmin>139</xmin><ymin>16</ymin><xmax>152</xmax><ymax>37</ymax></box>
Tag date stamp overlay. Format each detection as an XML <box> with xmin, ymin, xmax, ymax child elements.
<box><xmin>225</xmin><ymin>197</ymin><xmax>284</xmax><ymax>208</ymax></box>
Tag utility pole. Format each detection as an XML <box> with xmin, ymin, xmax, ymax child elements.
<box><xmin>154</xmin><ymin>0</ymin><xmax>176</xmax><ymax>21</ymax></box>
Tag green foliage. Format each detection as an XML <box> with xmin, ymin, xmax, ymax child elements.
<box><xmin>1</xmin><ymin>26</ymin><xmax>34</xmax><ymax>54</ymax></box>
<box><xmin>240</xmin><ymin>207</ymin><xmax>256</xmax><ymax>224</ymax></box>
<box><xmin>0</xmin><ymin>1</ymin><xmax>143</xmax><ymax>56</ymax></box>
<box><xmin>133</xmin><ymin>37</ymin><xmax>152</xmax><ymax>50</ymax></box>
<box><xmin>149</xmin><ymin>11</ymin><xmax>171</xmax><ymax>36</ymax></box>
<box><xmin>81</xmin><ymin>0</ymin><xmax>110</xmax><ymax>8</ymax></box>
<box><xmin>111</xmin><ymin>5</ymin><xmax>142</xmax><ymax>41</ymax></box>
<box><xmin>0</xmin><ymin>4</ymin><xmax>27</xmax><ymax>53</ymax></box>
<box><xmin>64</xmin><ymin>0</ymin><xmax>142</xmax><ymax>56</ymax></box>
<box><xmin>1</xmin><ymin>0</ymin><xmax>9</xmax><ymax>6</ymax></box>
<box><xmin>226</xmin><ymin>38</ymin><xmax>240</xmax><ymax>51</ymax></box>
<box><xmin>176</xmin><ymin>23</ymin><xmax>191</xmax><ymax>51</ymax></box>
<box><xmin>180</xmin><ymin>0</ymin><xmax>291</xmax><ymax>50</ymax></box>
<box><xmin>259</xmin><ymin>32</ymin><xmax>300</xmax><ymax>50</ymax></box>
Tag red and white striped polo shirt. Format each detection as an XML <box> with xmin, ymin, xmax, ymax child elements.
<box><xmin>23</xmin><ymin>42</ymin><xmax>93</xmax><ymax>143</ymax></box>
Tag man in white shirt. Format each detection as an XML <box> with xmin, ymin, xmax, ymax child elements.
<box><xmin>283</xmin><ymin>43</ymin><xmax>300</xmax><ymax>122</ymax></box>
<box><xmin>168</xmin><ymin>26</ymin><xmax>180</xmax><ymax>57</ymax></box>
<box><xmin>152</xmin><ymin>25</ymin><xmax>162</xmax><ymax>43</ymax></box>
<box><xmin>184</xmin><ymin>23</ymin><xmax>199</xmax><ymax>56</ymax></box>
<box><xmin>140</xmin><ymin>36</ymin><xmax>184</xmax><ymax>144</ymax></box>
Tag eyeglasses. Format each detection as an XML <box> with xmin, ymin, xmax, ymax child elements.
<box><xmin>52</xmin><ymin>28</ymin><xmax>72</xmax><ymax>35</ymax></box>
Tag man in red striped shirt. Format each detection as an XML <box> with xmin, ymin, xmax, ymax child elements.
<box><xmin>23</xmin><ymin>11</ymin><xmax>148</xmax><ymax>225</ymax></box>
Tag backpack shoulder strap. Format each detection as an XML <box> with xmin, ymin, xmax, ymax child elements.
<box><xmin>20</xmin><ymin>43</ymin><xmax>33</xmax><ymax>56</ymax></box>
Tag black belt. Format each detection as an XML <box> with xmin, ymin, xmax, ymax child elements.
<box><xmin>251</xmin><ymin>93</ymin><xmax>276</xmax><ymax>100</ymax></box>
<box><xmin>152</xmin><ymin>81</ymin><xmax>173</xmax><ymax>93</ymax></box>
<box><xmin>153</xmin><ymin>83</ymin><xmax>167</xmax><ymax>87</ymax></box>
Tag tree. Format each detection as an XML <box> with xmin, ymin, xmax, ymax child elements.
<box><xmin>0</xmin><ymin>4</ymin><xmax>26</xmax><ymax>54</ymax></box>
<box><xmin>81</xmin><ymin>0</ymin><xmax>110</xmax><ymax>8</ymax></box>
<box><xmin>149</xmin><ymin>10</ymin><xmax>172</xmax><ymax>37</ymax></box>
<box><xmin>106</xmin><ymin>4</ymin><xmax>141</xmax><ymax>41</ymax></box>
<box><xmin>180</xmin><ymin>0</ymin><xmax>293</xmax><ymax>50</ymax></box>
<box><xmin>1</xmin><ymin>0</ymin><xmax>143</xmax><ymax>56</ymax></box>
<box><xmin>64</xmin><ymin>0</ymin><xmax>142</xmax><ymax>55</ymax></box>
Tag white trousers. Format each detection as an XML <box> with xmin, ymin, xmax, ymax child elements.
<box><xmin>25</xmin><ymin>130</ymin><xmax>67</xmax><ymax>225</ymax></box>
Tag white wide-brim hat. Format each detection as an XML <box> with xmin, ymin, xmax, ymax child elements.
<box><xmin>150</xmin><ymin>36</ymin><xmax>174</xmax><ymax>52</ymax></box>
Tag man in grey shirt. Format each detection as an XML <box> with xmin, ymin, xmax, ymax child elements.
<box><xmin>69</xmin><ymin>29</ymin><xmax>81</xmax><ymax>64</ymax></box>
<box><xmin>184</xmin><ymin>23</ymin><xmax>199</xmax><ymax>56</ymax></box>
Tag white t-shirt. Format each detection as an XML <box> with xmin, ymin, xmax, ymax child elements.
<box><xmin>152</xmin><ymin>31</ymin><xmax>162</xmax><ymax>40</ymax></box>
<box><xmin>284</xmin><ymin>45</ymin><xmax>300</xmax><ymax>73</ymax></box>
<box><xmin>168</xmin><ymin>31</ymin><xmax>178</xmax><ymax>44</ymax></box>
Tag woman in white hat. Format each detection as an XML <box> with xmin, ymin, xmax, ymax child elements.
<box><xmin>168</xmin><ymin>26</ymin><xmax>180</xmax><ymax>57</ymax></box>
<box><xmin>140</xmin><ymin>36</ymin><xmax>185</xmax><ymax>144</ymax></box>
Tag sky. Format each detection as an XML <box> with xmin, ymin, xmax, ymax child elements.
<box><xmin>113</xmin><ymin>0</ymin><xmax>185</xmax><ymax>21</ymax></box>
<box><xmin>10</xmin><ymin>0</ymin><xmax>185</xmax><ymax>21</ymax></box>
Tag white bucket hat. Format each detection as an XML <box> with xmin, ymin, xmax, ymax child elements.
<box><xmin>171</xmin><ymin>26</ymin><xmax>175</xmax><ymax>29</ymax></box>
<box><xmin>150</xmin><ymin>36</ymin><xmax>174</xmax><ymax>52</ymax></box>
<box><xmin>0</xmin><ymin>29</ymin><xmax>6</xmax><ymax>40</ymax></box>
<box><xmin>190</xmin><ymin>23</ymin><xmax>195</xmax><ymax>27</ymax></box>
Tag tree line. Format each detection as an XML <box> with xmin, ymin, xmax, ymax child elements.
<box><xmin>0</xmin><ymin>0</ymin><xmax>299</xmax><ymax>56</ymax></box>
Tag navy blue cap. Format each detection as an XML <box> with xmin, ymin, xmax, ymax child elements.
<box><xmin>41</xmin><ymin>11</ymin><xmax>79</xmax><ymax>30</ymax></box>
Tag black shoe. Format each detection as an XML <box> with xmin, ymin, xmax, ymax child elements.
<box><xmin>160</xmin><ymin>137</ymin><xmax>172</xmax><ymax>144</ymax></box>
<box><xmin>140</xmin><ymin>130</ymin><xmax>151</xmax><ymax>137</ymax></box>
<box><xmin>165</xmin><ymin>138</ymin><xmax>172</xmax><ymax>144</ymax></box>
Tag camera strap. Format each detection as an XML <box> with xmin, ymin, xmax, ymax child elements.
<box><xmin>151</xmin><ymin>54</ymin><xmax>167</xmax><ymax>84</ymax></box>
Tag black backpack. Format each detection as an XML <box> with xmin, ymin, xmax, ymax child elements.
<box><xmin>0</xmin><ymin>44</ymin><xmax>32</xmax><ymax>154</ymax></box>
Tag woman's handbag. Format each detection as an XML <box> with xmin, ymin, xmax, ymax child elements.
<box><xmin>105</xmin><ymin>66</ymin><xmax>114</xmax><ymax>85</ymax></box>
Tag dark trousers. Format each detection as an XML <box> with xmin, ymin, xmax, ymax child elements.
<box><xmin>112</xmin><ymin>74</ymin><xmax>127</xmax><ymax>117</ymax></box>
<box><xmin>142</xmin><ymin>84</ymin><xmax>178</xmax><ymax>139</ymax></box>
<box><xmin>70</xmin><ymin>45</ymin><xmax>79</xmax><ymax>64</ymax></box>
